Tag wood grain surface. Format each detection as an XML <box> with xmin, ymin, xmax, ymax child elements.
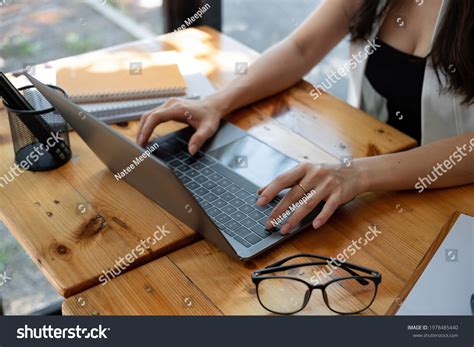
<box><xmin>63</xmin><ymin>187</ymin><xmax>474</xmax><ymax>315</ymax></box>
<box><xmin>385</xmin><ymin>211</ymin><xmax>470</xmax><ymax>315</ymax></box>
<box><xmin>62</xmin><ymin>255</ymin><xmax>222</xmax><ymax>316</ymax></box>
<box><xmin>3</xmin><ymin>27</ymin><xmax>465</xmax><ymax>315</ymax></box>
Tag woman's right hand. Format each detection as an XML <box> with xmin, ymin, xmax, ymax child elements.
<box><xmin>136</xmin><ymin>97</ymin><xmax>224</xmax><ymax>155</ymax></box>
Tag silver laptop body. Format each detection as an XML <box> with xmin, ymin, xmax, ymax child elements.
<box><xmin>27</xmin><ymin>74</ymin><xmax>322</xmax><ymax>260</ymax></box>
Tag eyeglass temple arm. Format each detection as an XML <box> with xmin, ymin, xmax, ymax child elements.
<box><xmin>267</xmin><ymin>253</ymin><xmax>378</xmax><ymax>274</ymax></box>
<box><xmin>264</xmin><ymin>253</ymin><xmax>373</xmax><ymax>285</ymax></box>
<box><xmin>265</xmin><ymin>253</ymin><xmax>323</xmax><ymax>268</ymax></box>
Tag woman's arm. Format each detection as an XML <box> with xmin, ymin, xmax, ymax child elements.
<box><xmin>207</xmin><ymin>0</ymin><xmax>358</xmax><ymax>115</ymax></box>
<box><xmin>137</xmin><ymin>0</ymin><xmax>361</xmax><ymax>151</ymax></box>
<box><xmin>258</xmin><ymin>132</ymin><xmax>474</xmax><ymax>234</ymax></box>
<box><xmin>360</xmin><ymin>131</ymin><xmax>474</xmax><ymax>192</ymax></box>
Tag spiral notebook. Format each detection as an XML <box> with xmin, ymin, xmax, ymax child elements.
<box><xmin>80</xmin><ymin>95</ymin><xmax>198</xmax><ymax>124</ymax></box>
<box><xmin>56</xmin><ymin>63</ymin><xmax>187</xmax><ymax>103</ymax></box>
<box><xmin>79</xmin><ymin>72</ymin><xmax>215</xmax><ymax>125</ymax></box>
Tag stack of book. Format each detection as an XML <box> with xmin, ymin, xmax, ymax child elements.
<box><xmin>55</xmin><ymin>51</ymin><xmax>190</xmax><ymax>124</ymax></box>
<box><xmin>5</xmin><ymin>51</ymin><xmax>215</xmax><ymax>125</ymax></box>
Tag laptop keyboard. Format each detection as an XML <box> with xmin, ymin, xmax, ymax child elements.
<box><xmin>151</xmin><ymin>137</ymin><xmax>280</xmax><ymax>248</ymax></box>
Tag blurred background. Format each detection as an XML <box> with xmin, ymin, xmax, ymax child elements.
<box><xmin>0</xmin><ymin>0</ymin><xmax>349</xmax><ymax>315</ymax></box>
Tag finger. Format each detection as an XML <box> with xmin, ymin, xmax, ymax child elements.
<box><xmin>312</xmin><ymin>195</ymin><xmax>339</xmax><ymax>229</ymax></box>
<box><xmin>265</xmin><ymin>185</ymin><xmax>305</xmax><ymax>229</ymax></box>
<box><xmin>256</xmin><ymin>184</ymin><xmax>271</xmax><ymax>195</ymax></box>
<box><xmin>137</xmin><ymin>107</ymin><xmax>186</xmax><ymax>146</ymax></box>
<box><xmin>137</xmin><ymin>112</ymin><xmax>162</xmax><ymax>147</ymax></box>
<box><xmin>256</xmin><ymin>164</ymin><xmax>307</xmax><ymax>207</ymax></box>
<box><xmin>188</xmin><ymin>122</ymin><xmax>216</xmax><ymax>155</ymax></box>
<box><xmin>136</xmin><ymin>103</ymin><xmax>176</xmax><ymax>142</ymax></box>
<box><xmin>279</xmin><ymin>186</ymin><xmax>327</xmax><ymax>234</ymax></box>
<box><xmin>136</xmin><ymin>111</ymin><xmax>151</xmax><ymax>143</ymax></box>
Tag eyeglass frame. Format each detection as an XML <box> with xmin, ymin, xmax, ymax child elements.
<box><xmin>251</xmin><ymin>253</ymin><xmax>382</xmax><ymax>315</ymax></box>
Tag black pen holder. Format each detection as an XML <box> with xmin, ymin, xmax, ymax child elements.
<box><xmin>3</xmin><ymin>85</ymin><xmax>72</xmax><ymax>171</ymax></box>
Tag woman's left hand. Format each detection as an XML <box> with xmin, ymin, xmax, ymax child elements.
<box><xmin>256</xmin><ymin>162</ymin><xmax>368</xmax><ymax>234</ymax></box>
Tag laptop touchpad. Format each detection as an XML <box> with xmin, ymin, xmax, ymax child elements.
<box><xmin>207</xmin><ymin>136</ymin><xmax>298</xmax><ymax>187</ymax></box>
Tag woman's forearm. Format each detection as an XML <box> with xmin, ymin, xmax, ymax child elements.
<box><xmin>206</xmin><ymin>0</ymin><xmax>355</xmax><ymax>116</ymax></box>
<box><xmin>206</xmin><ymin>38</ymin><xmax>314</xmax><ymax>115</ymax></box>
<box><xmin>356</xmin><ymin>132</ymin><xmax>474</xmax><ymax>193</ymax></box>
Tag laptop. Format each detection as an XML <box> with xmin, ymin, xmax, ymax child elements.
<box><xmin>26</xmin><ymin>74</ymin><xmax>323</xmax><ymax>260</ymax></box>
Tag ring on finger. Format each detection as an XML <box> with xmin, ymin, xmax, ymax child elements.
<box><xmin>297</xmin><ymin>182</ymin><xmax>308</xmax><ymax>195</ymax></box>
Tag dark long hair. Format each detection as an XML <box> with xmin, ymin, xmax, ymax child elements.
<box><xmin>349</xmin><ymin>0</ymin><xmax>474</xmax><ymax>105</ymax></box>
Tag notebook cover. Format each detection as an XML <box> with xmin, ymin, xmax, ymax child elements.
<box><xmin>56</xmin><ymin>61</ymin><xmax>187</xmax><ymax>103</ymax></box>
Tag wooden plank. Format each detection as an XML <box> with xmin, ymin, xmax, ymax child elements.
<box><xmin>61</xmin><ymin>233</ymin><xmax>394</xmax><ymax>316</ymax></box>
<box><xmin>62</xmin><ymin>256</ymin><xmax>222</xmax><ymax>315</ymax></box>
<box><xmin>226</xmin><ymin>108</ymin><xmax>338</xmax><ymax>164</ymax></box>
<box><xmin>165</xmin><ymin>193</ymin><xmax>435</xmax><ymax>317</ymax></box>
<box><xmin>0</xmin><ymin>47</ymin><xmax>200</xmax><ymax>298</ymax></box>
<box><xmin>385</xmin><ymin>211</ymin><xmax>463</xmax><ymax>315</ymax></box>
<box><xmin>0</xmin><ymin>125</ymin><xmax>199</xmax><ymax>297</ymax></box>
<box><xmin>64</xmin><ymin>183</ymin><xmax>474</xmax><ymax>315</ymax></box>
<box><xmin>167</xmin><ymin>186</ymin><xmax>474</xmax><ymax>316</ymax></box>
<box><xmin>251</xmin><ymin>83</ymin><xmax>416</xmax><ymax>160</ymax></box>
<box><xmin>166</xmin><ymin>240</ymin><xmax>387</xmax><ymax>315</ymax></box>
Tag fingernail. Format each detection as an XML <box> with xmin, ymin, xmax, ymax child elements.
<box><xmin>137</xmin><ymin>135</ymin><xmax>143</xmax><ymax>145</ymax></box>
<box><xmin>265</xmin><ymin>220</ymin><xmax>274</xmax><ymax>230</ymax></box>
<box><xmin>313</xmin><ymin>219</ymin><xmax>322</xmax><ymax>229</ymax></box>
<box><xmin>257</xmin><ymin>195</ymin><xmax>268</xmax><ymax>206</ymax></box>
<box><xmin>281</xmin><ymin>223</ymin><xmax>292</xmax><ymax>234</ymax></box>
<box><xmin>189</xmin><ymin>144</ymin><xmax>197</xmax><ymax>155</ymax></box>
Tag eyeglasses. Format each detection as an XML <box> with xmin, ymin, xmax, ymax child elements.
<box><xmin>251</xmin><ymin>253</ymin><xmax>382</xmax><ymax>315</ymax></box>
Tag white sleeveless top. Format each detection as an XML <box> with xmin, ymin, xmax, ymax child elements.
<box><xmin>347</xmin><ymin>0</ymin><xmax>474</xmax><ymax>145</ymax></box>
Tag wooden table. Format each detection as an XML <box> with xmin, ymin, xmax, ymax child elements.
<box><xmin>1</xmin><ymin>27</ymin><xmax>472</xmax><ymax>315</ymax></box>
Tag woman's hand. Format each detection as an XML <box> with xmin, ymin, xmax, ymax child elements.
<box><xmin>136</xmin><ymin>97</ymin><xmax>224</xmax><ymax>155</ymax></box>
<box><xmin>256</xmin><ymin>162</ymin><xmax>369</xmax><ymax>234</ymax></box>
